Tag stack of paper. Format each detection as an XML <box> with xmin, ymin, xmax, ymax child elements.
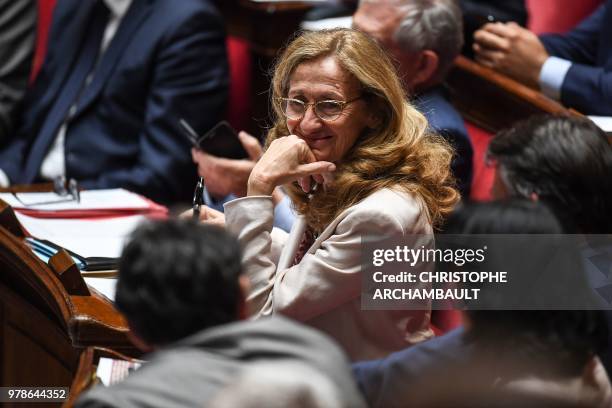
<box><xmin>0</xmin><ymin>188</ymin><xmax>166</xmax><ymax>218</ymax></box>
<box><xmin>0</xmin><ymin>189</ymin><xmax>166</xmax><ymax>301</ymax></box>
<box><xmin>588</xmin><ymin>116</ymin><xmax>612</xmax><ymax>135</ymax></box>
<box><xmin>85</xmin><ymin>277</ymin><xmax>119</xmax><ymax>301</ymax></box>
<box><xmin>15</xmin><ymin>212</ymin><xmax>146</xmax><ymax>259</ymax></box>
<box><xmin>97</xmin><ymin>357</ymin><xmax>143</xmax><ymax>386</ymax></box>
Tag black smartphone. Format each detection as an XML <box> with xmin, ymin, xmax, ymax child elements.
<box><xmin>179</xmin><ymin>119</ymin><xmax>248</xmax><ymax>160</ymax></box>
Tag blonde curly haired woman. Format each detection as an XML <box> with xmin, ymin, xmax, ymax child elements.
<box><xmin>221</xmin><ymin>28</ymin><xmax>458</xmax><ymax>360</ymax></box>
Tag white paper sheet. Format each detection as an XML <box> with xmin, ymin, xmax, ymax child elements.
<box><xmin>0</xmin><ymin>188</ymin><xmax>151</xmax><ymax>211</ymax></box>
<box><xmin>15</xmin><ymin>213</ymin><xmax>146</xmax><ymax>258</ymax></box>
<box><xmin>301</xmin><ymin>15</ymin><xmax>353</xmax><ymax>31</ymax></box>
<box><xmin>588</xmin><ymin>116</ymin><xmax>612</xmax><ymax>134</ymax></box>
<box><xmin>96</xmin><ymin>357</ymin><xmax>143</xmax><ymax>386</ymax></box>
<box><xmin>84</xmin><ymin>277</ymin><xmax>118</xmax><ymax>302</ymax></box>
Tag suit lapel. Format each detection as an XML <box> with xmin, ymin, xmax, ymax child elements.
<box><xmin>277</xmin><ymin>216</ymin><xmax>308</xmax><ymax>271</ymax></box>
<box><xmin>73</xmin><ymin>0</ymin><xmax>153</xmax><ymax>118</ymax></box>
<box><xmin>42</xmin><ymin>1</ymin><xmax>98</xmax><ymax>106</ymax></box>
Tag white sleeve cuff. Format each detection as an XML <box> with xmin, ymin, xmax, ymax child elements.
<box><xmin>0</xmin><ymin>169</ymin><xmax>11</xmax><ymax>188</ymax></box>
<box><xmin>539</xmin><ymin>56</ymin><xmax>572</xmax><ymax>101</ymax></box>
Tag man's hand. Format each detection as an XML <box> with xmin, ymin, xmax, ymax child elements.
<box><xmin>473</xmin><ymin>22</ymin><xmax>549</xmax><ymax>89</ymax></box>
<box><xmin>191</xmin><ymin>131</ymin><xmax>263</xmax><ymax>198</ymax></box>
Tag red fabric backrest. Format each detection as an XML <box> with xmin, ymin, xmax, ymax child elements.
<box><xmin>466</xmin><ymin>122</ymin><xmax>495</xmax><ymax>202</ymax></box>
<box><xmin>429</xmin><ymin>121</ymin><xmax>497</xmax><ymax>334</ymax></box>
<box><xmin>30</xmin><ymin>0</ymin><xmax>57</xmax><ymax>83</ymax></box>
<box><xmin>526</xmin><ymin>0</ymin><xmax>603</xmax><ymax>34</ymax></box>
<box><xmin>431</xmin><ymin>310</ymin><xmax>463</xmax><ymax>334</ymax></box>
<box><xmin>225</xmin><ymin>36</ymin><xmax>252</xmax><ymax>132</ymax></box>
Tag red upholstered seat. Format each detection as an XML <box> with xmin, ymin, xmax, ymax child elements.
<box><xmin>225</xmin><ymin>36</ymin><xmax>252</xmax><ymax>132</ymax></box>
<box><xmin>431</xmin><ymin>310</ymin><xmax>463</xmax><ymax>335</ymax></box>
<box><xmin>430</xmin><ymin>122</ymin><xmax>495</xmax><ymax>335</ymax></box>
<box><xmin>467</xmin><ymin>122</ymin><xmax>495</xmax><ymax>202</ymax></box>
<box><xmin>526</xmin><ymin>0</ymin><xmax>603</xmax><ymax>34</ymax></box>
<box><xmin>30</xmin><ymin>0</ymin><xmax>57</xmax><ymax>83</ymax></box>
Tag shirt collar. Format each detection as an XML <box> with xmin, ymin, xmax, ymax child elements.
<box><xmin>103</xmin><ymin>0</ymin><xmax>132</xmax><ymax>19</ymax></box>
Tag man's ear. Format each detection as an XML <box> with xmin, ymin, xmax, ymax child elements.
<box><xmin>237</xmin><ymin>275</ymin><xmax>250</xmax><ymax>320</ymax></box>
<box><xmin>409</xmin><ymin>50</ymin><xmax>439</xmax><ymax>90</ymax></box>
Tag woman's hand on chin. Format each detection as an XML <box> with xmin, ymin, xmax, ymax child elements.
<box><xmin>247</xmin><ymin>135</ymin><xmax>336</xmax><ymax>196</ymax></box>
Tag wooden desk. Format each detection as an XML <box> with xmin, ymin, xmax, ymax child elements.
<box><xmin>64</xmin><ymin>347</ymin><xmax>142</xmax><ymax>406</ymax></box>
<box><xmin>0</xmin><ymin>201</ymin><xmax>137</xmax><ymax>407</ymax></box>
<box><xmin>446</xmin><ymin>55</ymin><xmax>581</xmax><ymax>133</ymax></box>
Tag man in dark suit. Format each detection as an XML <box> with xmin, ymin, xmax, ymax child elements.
<box><xmin>0</xmin><ymin>0</ymin><xmax>228</xmax><ymax>204</ymax></box>
<box><xmin>76</xmin><ymin>220</ymin><xmax>366</xmax><ymax>408</ymax></box>
<box><xmin>473</xmin><ymin>0</ymin><xmax>612</xmax><ymax>116</ymax></box>
<box><xmin>353</xmin><ymin>0</ymin><xmax>474</xmax><ymax>198</ymax></box>
<box><xmin>354</xmin><ymin>201</ymin><xmax>612</xmax><ymax>408</ymax></box>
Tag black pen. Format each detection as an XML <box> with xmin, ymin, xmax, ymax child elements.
<box><xmin>193</xmin><ymin>176</ymin><xmax>205</xmax><ymax>220</ymax></box>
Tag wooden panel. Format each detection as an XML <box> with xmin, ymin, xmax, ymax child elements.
<box><xmin>0</xmin><ymin>205</ymin><xmax>135</xmax><ymax>353</ymax></box>
<box><xmin>0</xmin><ymin>283</ymin><xmax>77</xmax><ymax>408</ymax></box>
<box><xmin>64</xmin><ymin>348</ymin><xmax>95</xmax><ymax>407</ymax></box>
<box><xmin>65</xmin><ymin>347</ymin><xmax>142</xmax><ymax>406</ymax></box>
<box><xmin>0</xmin><ymin>202</ymin><xmax>139</xmax><ymax>405</ymax></box>
<box><xmin>446</xmin><ymin>55</ymin><xmax>581</xmax><ymax>133</ymax></box>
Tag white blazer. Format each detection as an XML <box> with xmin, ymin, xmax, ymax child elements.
<box><xmin>225</xmin><ymin>188</ymin><xmax>434</xmax><ymax>361</ymax></box>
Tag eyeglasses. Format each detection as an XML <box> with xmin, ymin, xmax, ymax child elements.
<box><xmin>11</xmin><ymin>177</ymin><xmax>80</xmax><ymax>207</ymax></box>
<box><xmin>278</xmin><ymin>96</ymin><xmax>362</xmax><ymax>122</ymax></box>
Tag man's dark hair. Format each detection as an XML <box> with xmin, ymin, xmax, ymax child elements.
<box><xmin>487</xmin><ymin>115</ymin><xmax>612</xmax><ymax>233</ymax></box>
<box><xmin>445</xmin><ymin>200</ymin><xmax>609</xmax><ymax>377</ymax></box>
<box><xmin>115</xmin><ymin>219</ymin><xmax>243</xmax><ymax>346</ymax></box>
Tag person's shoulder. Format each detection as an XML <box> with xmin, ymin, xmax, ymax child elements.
<box><xmin>359</xmin><ymin>188</ymin><xmax>428</xmax><ymax>220</ymax></box>
<box><xmin>353</xmin><ymin>328</ymin><xmax>470</xmax><ymax>407</ymax></box>
<box><xmin>359</xmin><ymin>328</ymin><xmax>468</xmax><ymax>376</ymax></box>
<box><xmin>337</xmin><ymin>188</ymin><xmax>431</xmax><ymax>234</ymax></box>
<box><xmin>141</xmin><ymin>0</ymin><xmax>224</xmax><ymax>48</ymax></box>
<box><xmin>414</xmin><ymin>87</ymin><xmax>468</xmax><ymax>139</ymax></box>
<box><xmin>357</xmin><ymin>188</ymin><xmax>423</xmax><ymax>212</ymax></box>
<box><xmin>150</xmin><ymin>0</ymin><xmax>221</xmax><ymax>20</ymax></box>
<box><xmin>142</xmin><ymin>0</ymin><xmax>222</xmax><ymax>35</ymax></box>
<box><xmin>76</xmin><ymin>346</ymin><xmax>226</xmax><ymax>408</ymax></box>
<box><xmin>200</xmin><ymin>316</ymin><xmax>348</xmax><ymax>362</ymax></box>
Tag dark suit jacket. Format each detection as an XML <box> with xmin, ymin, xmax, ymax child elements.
<box><xmin>76</xmin><ymin>317</ymin><xmax>367</xmax><ymax>408</ymax></box>
<box><xmin>413</xmin><ymin>86</ymin><xmax>473</xmax><ymax>198</ymax></box>
<box><xmin>354</xmin><ymin>328</ymin><xmax>612</xmax><ymax>408</ymax></box>
<box><xmin>0</xmin><ymin>0</ymin><xmax>36</xmax><ymax>144</ymax></box>
<box><xmin>0</xmin><ymin>0</ymin><xmax>228</xmax><ymax>204</ymax></box>
<box><xmin>540</xmin><ymin>0</ymin><xmax>612</xmax><ymax>115</ymax></box>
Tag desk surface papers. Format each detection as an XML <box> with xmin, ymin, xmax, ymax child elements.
<box><xmin>15</xmin><ymin>212</ymin><xmax>146</xmax><ymax>258</ymax></box>
<box><xmin>0</xmin><ymin>188</ymin><xmax>150</xmax><ymax>211</ymax></box>
<box><xmin>0</xmin><ymin>188</ymin><xmax>166</xmax><ymax>219</ymax></box>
